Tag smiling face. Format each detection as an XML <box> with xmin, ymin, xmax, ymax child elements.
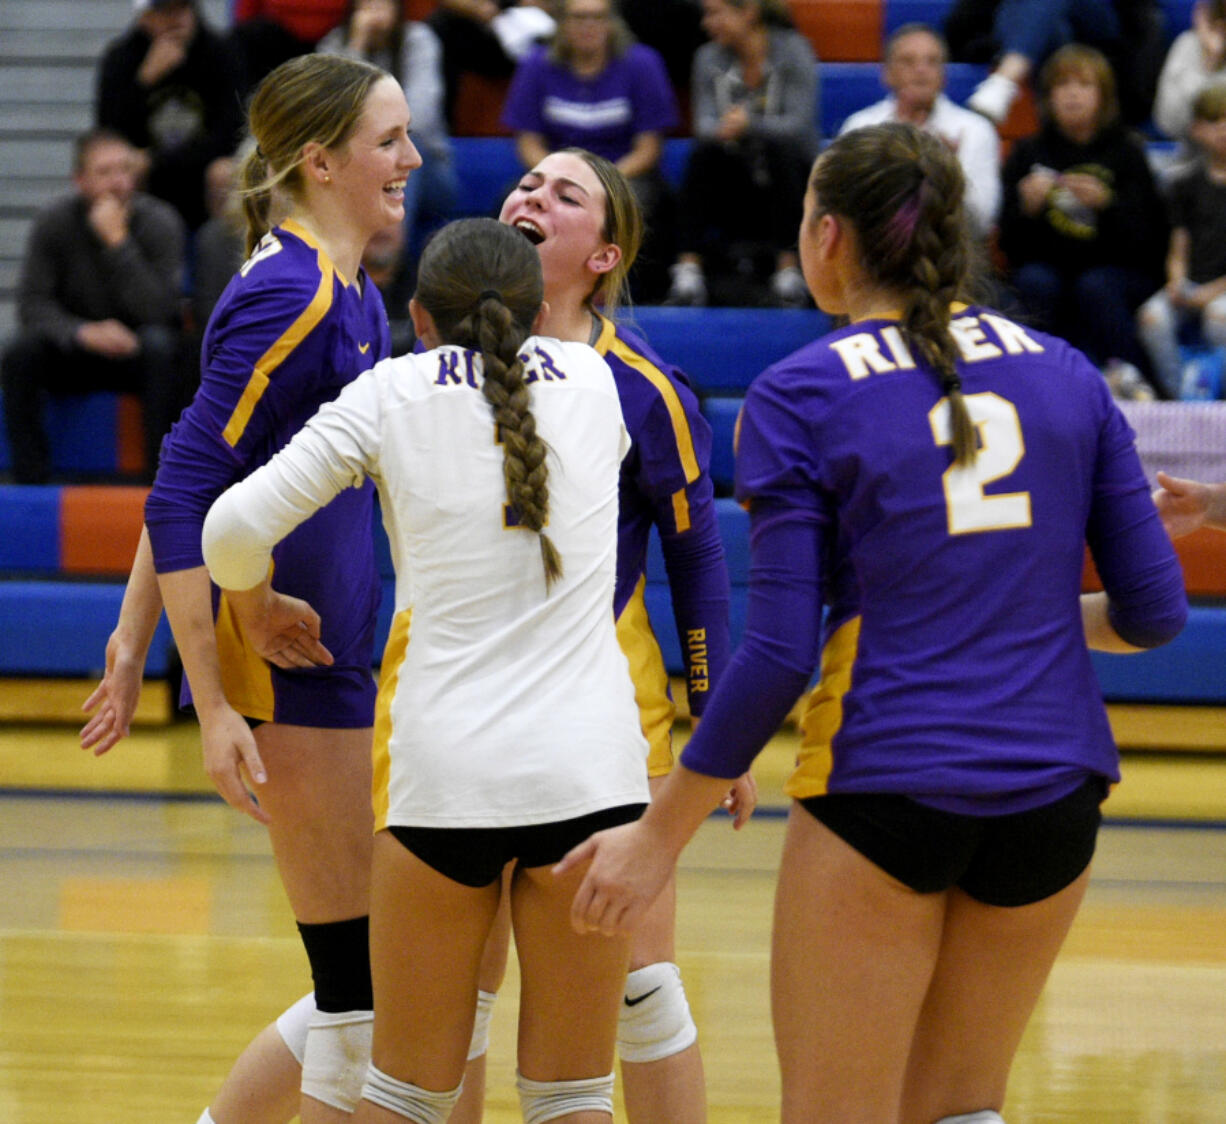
<box><xmin>327</xmin><ymin>75</ymin><xmax>421</xmax><ymax>238</ymax></box>
<box><xmin>498</xmin><ymin>151</ymin><xmax>620</xmax><ymax>299</ymax></box>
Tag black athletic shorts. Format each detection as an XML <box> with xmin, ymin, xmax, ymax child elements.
<box><xmin>799</xmin><ymin>776</ymin><xmax>1107</xmax><ymax>907</ymax></box>
<box><xmin>388</xmin><ymin>803</ymin><xmax>647</xmax><ymax>888</ymax></box>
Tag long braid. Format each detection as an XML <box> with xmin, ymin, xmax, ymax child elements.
<box><xmin>473</xmin><ymin>297</ymin><xmax>563</xmax><ymax>588</ymax></box>
<box><xmin>902</xmin><ymin>166</ymin><xmax>977</xmax><ymax>466</ymax></box>
<box><xmin>812</xmin><ymin>123</ymin><xmax>982</xmax><ymax>466</ymax></box>
<box><xmin>415</xmin><ymin>218</ymin><xmax>560</xmax><ymax>590</ymax></box>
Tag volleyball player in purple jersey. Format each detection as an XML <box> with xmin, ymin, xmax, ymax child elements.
<box><xmin>501</xmin><ymin>148</ymin><xmax>755</xmax><ymax>1124</ymax></box>
<box><xmin>562</xmin><ymin>123</ymin><xmax>1188</xmax><ymax>1123</ymax></box>
<box><xmin>80</xmin><ymin>53</ymin><xmax>425</xmax><ymax>1124</ymax></box>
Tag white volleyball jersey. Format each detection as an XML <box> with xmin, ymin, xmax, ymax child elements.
<box><xmin>203</xmin><ymin>336</ymin><xmax>650</xmax><ymax>828</ymax></box>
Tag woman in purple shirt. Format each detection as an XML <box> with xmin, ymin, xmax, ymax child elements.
<box><xmin>562</xmin><ymin>123</ymin><xmax>1187</xmax><ymax>1123</ymax></box>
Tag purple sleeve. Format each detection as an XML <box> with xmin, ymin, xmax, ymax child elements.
<box><xmin>680</xmin><ymin>502</ymin><xmax>824</xmax><ymax>778</ymax></box>
<box><xmin>1086</xmin><ymin>400</ymin><xmax>1187</xmax><ymax>648</ymax></box>
<box><xmin>144</xmin><ymin>379</ymin><xmax>247</xmax><ymax>572</ymax></box>
<box><xmin>658</xmin><ymin>477</ymin><xmax>731</xmax><ymax>714</ymax></box>
<box><xmin>629</xmin><ymin>46</ymin><xmax>680</xmax><ymax>134</ymax></box>
<box><xmin>501</xmin><ymin>47</ymin><xmax>548</xmax><ymax>134</ymax></box>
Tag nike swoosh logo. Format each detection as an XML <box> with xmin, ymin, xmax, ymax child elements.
<box><xmin>358</xmin><ymin>341</ymin><xmax>371</xmax><ymax>353</ymax></box>
<box><xmin>624</xmin><ymin>986</ymin><xmax>662</xmax><ymax>1007</ymax></box>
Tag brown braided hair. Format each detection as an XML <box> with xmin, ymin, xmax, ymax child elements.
<box><xmin>811</xmin><ymin>122</ymin><xmax>980</xmax><ymax>465</ymax></box>
<box><xmin>415</xmin><ymin>218</ymin><xmax>562</xmax><ymax>588</ymax></box>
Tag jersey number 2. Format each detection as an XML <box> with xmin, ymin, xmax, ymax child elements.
<box><xmin>928</xmin><ymin>391</ymin><xmax>1031</xmax><ymax>535</ymax></box>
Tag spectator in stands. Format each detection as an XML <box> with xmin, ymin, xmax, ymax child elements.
<box><xmin>361</xmin><ymin>222</ymin><xmax>417</xmax><ymax>354</ymax></box>
<box><xmin>229</xmin><ymin>0</ymin><xmax>349</xmax><ymax>93</ymax></box>
<box><xmin>1137</xmin><ymin>84</ymin><xmax>1226</xmax><ymax>397</ymax></box>
<box><xmin>840</xmin><ymin>23</ymin><xmax>1001</xmax><ymax>236</ymax></box>
<box><xmin>619</xmin><ymin>0</ymin><xmax>706</xmax><ymax>89</ymax></box>
<box><xmin>999</xmin><ymin>44</ymin><xmax>1167</xmax><ymax>396</ymax></box>
<box><xmin>429</xmin><ymin>0</ymin><xmax>557</xmax><ymax>129</ymax></box>
<box><xmin>318</xmin><ymin>0</ymin><xmax>458</xmax><ymax>270</ymax></box>
<box><xmin>948</xmin><ymin>0</ymin><xmax>1164</xmax><ymax>128</ymax></box>
<box><xmin>665</xmin><ymin>0</ymin><xmax>819</xmax><ymax>308</ymax></box>
<box><xmin>95</xmin><ymin>0</ymin><xmax>245</xmax><ymax>233</ymax></box>
<box><xmin>1153</xmin><ymin>0</ymin><xmax>1226</xmax><ymax>171</ymax></box>
<box><xmin>502</xmin><ymin>0</ymin><xmax>679</xmax><ymax>297</ymax></box>
<box><xmin>1154</xmin><ymin>471</ymin><xmax>1226</xmax><ymax>533</ymax></box>
<box><xmin>1</xmin><ymin>129</ymin><xmax>186</xmax><ymax>485</ymax></box>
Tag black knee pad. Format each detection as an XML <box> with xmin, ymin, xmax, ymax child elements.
<box><xmin>297</xmin><ymin>916</ymin><xmax>373</xmax><ymax>1013</ymax></box>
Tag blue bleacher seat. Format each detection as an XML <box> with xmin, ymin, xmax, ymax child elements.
<box><xmin>883</xmin><ymin>0</ymin><xmax>959</xmax><ymax>38</ymax></box>
<box><xmin>0</xmin><ymin>389</ymin><xmax>129</xmax><ymax>477</ymax></box>
<box><xmin>0</xmin><ymin>485</ymin><xmax>59</xmax><ymax>571</ymax></box>
<box><xmin>629</xmin><ymin>307</ymin><xmax>830</xmax><ymax>393</ymax></box>
<box><xmin>0</xmin><ymin>580</ymin><xmax>174</xmax><ymax>676</ymax></box>
<box><xmin>701</xmin><ymin>397</ymin><xmax>742</xmax><ymax>493</ymax></box>
<box><xmin>1092</xmin><ymin>607</ymin><xmax>1226</xmax><ymax>704</ymax></box>
<box><xmin>449</xmin><ymin>137</ymin><xmax>697</xmax><ymax>220</ymax></box>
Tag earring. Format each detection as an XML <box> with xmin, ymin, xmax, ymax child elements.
<box><xmin>323</xmin><ymin>174</ymin><xmax>331</xmax><ymax>183</ymax></box>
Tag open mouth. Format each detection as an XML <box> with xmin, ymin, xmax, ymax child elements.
<box><xmin>513</xmin><ymin>218</ymin><xmax>545</xmax><ymax>245</ymax></box>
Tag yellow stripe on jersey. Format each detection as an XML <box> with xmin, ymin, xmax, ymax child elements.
<box><xmin>215</xmin><ymin>586</ymin><xmax>275</xmax><ymax>723</ymax></box>
<box><xmin>222</xmin><ymin>229</ymin><xmax>336</xmax><ymax>448</ymax></box>
<box><xmin>615</xmin><ymin>575</ymin><xmax>676</xmax><ymax>777</ymax></box>
<box><xmin>785</xmin><ymin>614</ymin><xmax>862</xmax><ymax>800</ymax></box>
<box><xmin>596</xmin><ymin>314</ymin><xmax>700</xmax><ymax>533</ymax></box>
<box><xmin>372</xmin><ymin>607</ymin><xmax>412</xmax><ymax>830</ymax></box>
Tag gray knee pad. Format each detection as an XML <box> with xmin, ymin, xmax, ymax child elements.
<box><xmin>934</xmin><ymin>1113</ymin><xmax>1006</xmax><ymax>1124</ymax></box>
<box><xmin>618</xmin><ymin>961</ymin><xmax>698</xmax><ymax>1063</ymax></box>
<box><xmin>275</xmin><ymin>991</ymin><xmax>316</xmax><ymax>1066</ymax></box>
<box><xmin>300</xmin><ymin>1008</ymin><xmax>374</xmax><ymax>1113</ymax></box>
<box><xmin>517</xmin><ymin>1071</ymin><xmax>615</xmax><ymax>1124</ymax></box>
<box><xmin>361</xmin><ymin>1062</ymin><xmax>462</xmax><ymax>1122</ymax></box>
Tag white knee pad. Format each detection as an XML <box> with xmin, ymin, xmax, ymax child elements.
<box><xmin>300</xmin><ymin>1008</ymin><xmax>374</xmax><ymax>1112</ymax></box>
<box><xmin>934</xmin><ymin>1113</ymin><xmax>1006</xmax><ymax>1124</ymax></box>
<box><xmin>275</xmin><ymin>991</ymin><xmax>316</xmax><ymax>1066</ymax></box>
<box><xmin>467</xmin><ymin>988</ymin><xmax>497</xmax><ymax>1061</ymax></box>
<box><xmin>196</xmin><ymin>1111</ymin><xmax>216</xmax><ymax>1124</ymax></box>
<box><xmin>517</xmin><ymin>1071</ymin><xmax>615</xmax><ymax>1124</ymax></box>
<box><xmin>617</xmin><ymin>961</ymin><xmax>698</xmax><ymax>1063</ymax></box>
<box><xmin>361</xmin><ymin>1062</ymin><xmax>461</xmax><ymax>1123</ymax></box>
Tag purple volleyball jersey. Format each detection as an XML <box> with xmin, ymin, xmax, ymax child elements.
<box><xmin>501</xmin><ymin>44</ymin><xmax>679</xmax><ymax>163</ymax></box>
<box><xmin>145</xmin><ymin>220</ymin><xmax>390</xmax><ymax>726</ymax></box>
<box><xmin>594</xmin><ymin>315</ymin><xmax>731</xmax><ymax>716</ymax></box>
<box><xmin>681</xmin><ymin>307</ymin><xmax>1185</xmax><ymax>812</ymax></box>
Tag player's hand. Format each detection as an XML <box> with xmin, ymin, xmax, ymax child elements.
<box><xmin>1153</xmin><ymin>470</ymin><xmax>1212</xmax><ymax>539</ymax></box>
<box><xmin>721</xmin><ymin>771</ymin><xmax>758</xmax><ymax>829</ymax></box>
<box><xmin>80</xmin><ymin>632</ymin><xmax>145</xmax><ymax>755</ymax></box>
<box><xmin>556</xmin><ymin>821</ymin><xmax>674</xmax><ymax>937</ymax></box>
<box><xmin>227</xmin><ymin>585</ymin><xmax>334</xmax><ymax>669</ymax></box>
<box><xmin>200</xmin><ymin>703</ymin><xmax>270</xmax><ymax>824</ymax></box>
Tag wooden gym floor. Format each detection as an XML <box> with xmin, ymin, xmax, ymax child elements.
<box><xmin>0</xmin><ymin>714</ymin><xmax>1224</xmax><ymax>1122</ymax></box>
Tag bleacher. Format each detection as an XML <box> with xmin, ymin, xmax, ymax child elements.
<box><xmin>0</xmin><ymin>0</ymin><xmax>1223</xmax><ymax>746</ymax></box>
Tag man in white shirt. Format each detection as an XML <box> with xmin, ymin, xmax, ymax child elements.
<box><xmin>841</xmin><ymin>24</ymin><xmax>1002</xmax><ymax>235</ymax></box>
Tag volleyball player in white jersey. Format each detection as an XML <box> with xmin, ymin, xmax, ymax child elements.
<box><xmin>202</xmin><ymin>216</ymin><xmax>649</xmax><ymax>1124</ymax></box>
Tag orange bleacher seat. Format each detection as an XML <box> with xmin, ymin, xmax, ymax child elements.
<box><xmin>59</xmin><ymin>486</ymin><xmax>149</xmax><ymax>576</ymax></box>
<box><xmin>791</xmin><ymin>0</ymin><xmax>883</xmax><ymax>63</ymax></box>
<box><xmin>115</xmin><ymin>394</ymin><xmax>147</xmax><ymax>479</ymax></box>
<box><xmin>1083</xmin><ymin>529</ymin><xmax>1226</xmax><ymax>598</ymax></box>
<box><xmin>452</xmin><ymin>72</ymin><xmax>513</xmax><ymax>137</ymax></box>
